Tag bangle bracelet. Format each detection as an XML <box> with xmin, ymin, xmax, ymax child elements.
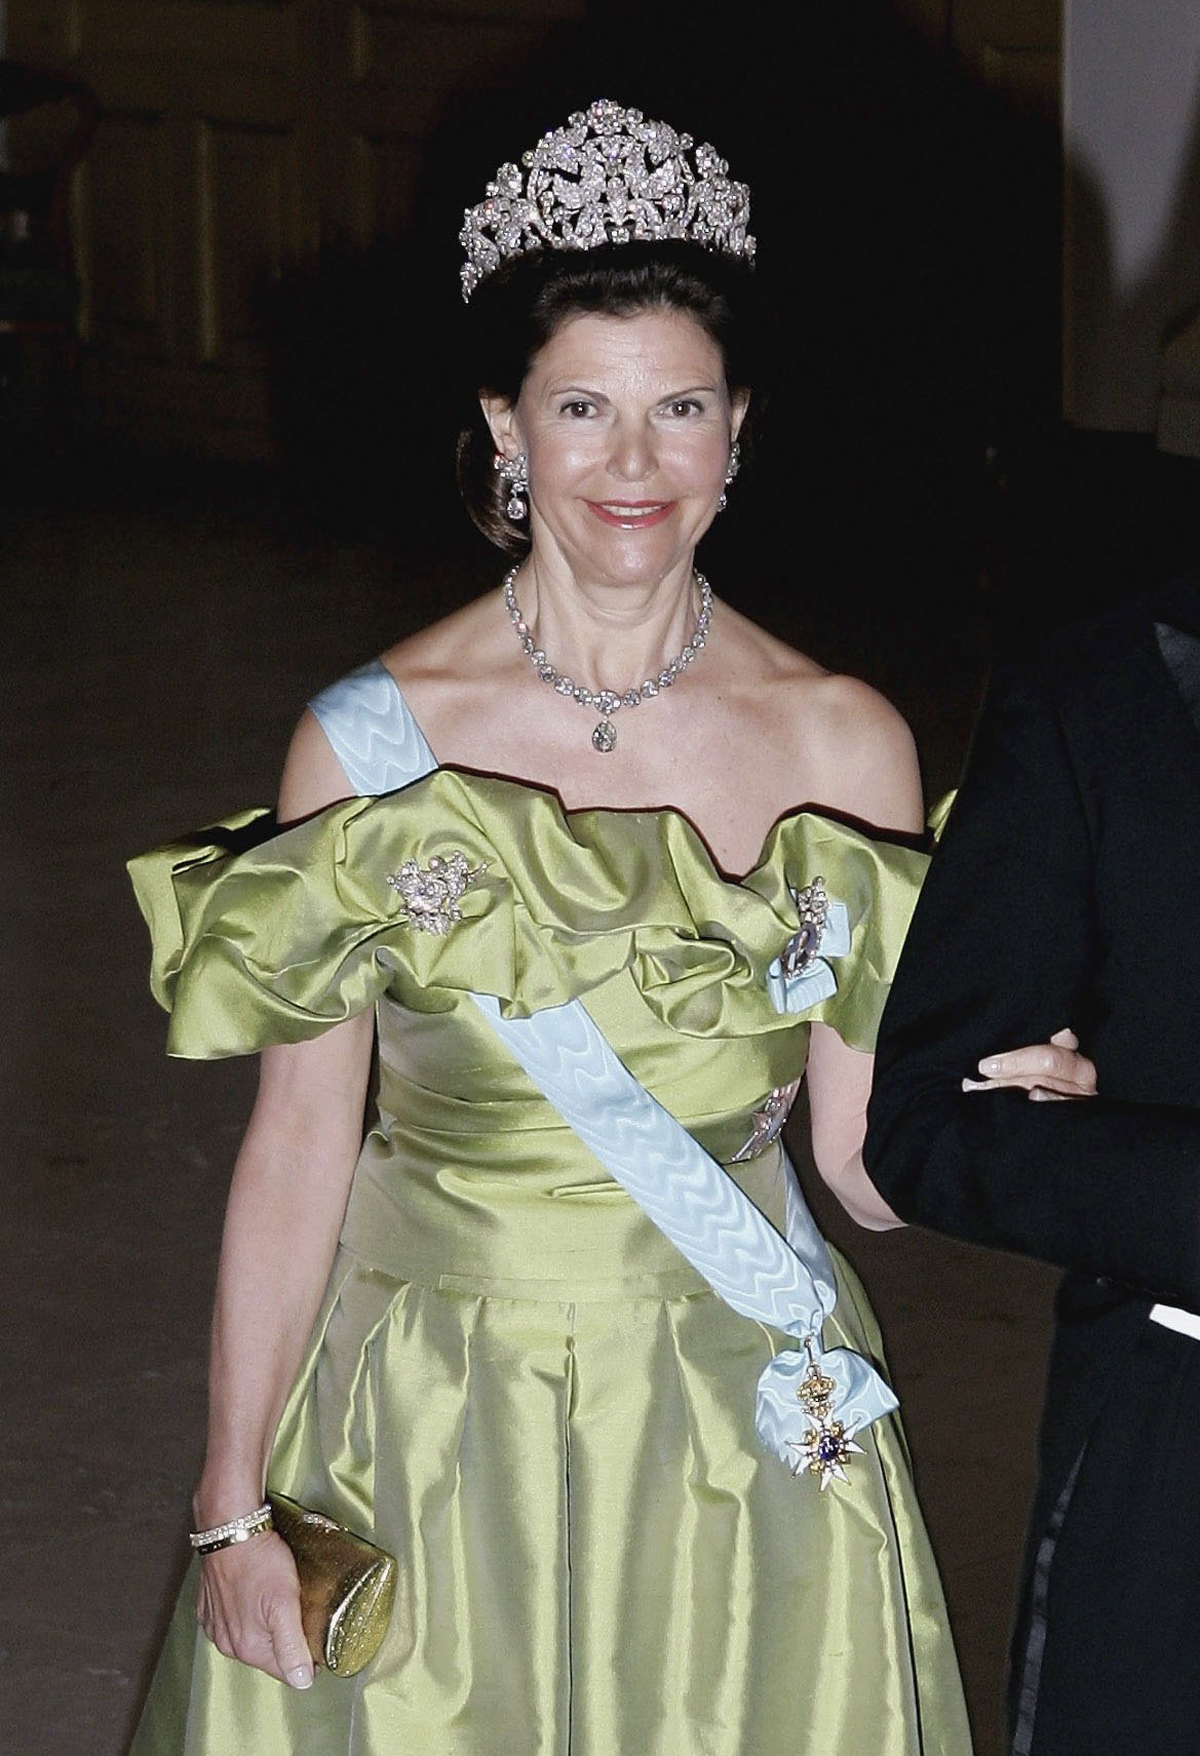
<box><xmin>190</xmin><ymin>1503</ymin><xmax>273</xmax><ymax>1555</ymax></box>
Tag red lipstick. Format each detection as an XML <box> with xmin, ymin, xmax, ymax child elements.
<box><xmin>585</xmin><ymin>500</ymin><xmax>674</xmax><ymax>529</ymax></box>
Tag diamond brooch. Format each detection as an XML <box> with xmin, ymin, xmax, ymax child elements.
<box><xmin>786</xmin><ymin>1339</ymin><xmax>864</xmax><ymax>1490</ymax></box>
<box><xmin>780</xmin><ymin>877</ymin><xmax>829</xmax><ymax>979</ymax></box>
<box><xmin>730</xmin><ymin>1079</ymin><xmax>800</xmax><ymax>1163</ymax></box>
<box><xmin>385</xmin><ymin>851</ymin><xmax>486</xmax><ymax>935</ymax></box>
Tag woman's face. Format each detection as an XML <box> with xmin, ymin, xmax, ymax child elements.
<box><xmin>485</xmin><ymin>306</ymin><xmax>747</xmax><ymax>589</ymax></box>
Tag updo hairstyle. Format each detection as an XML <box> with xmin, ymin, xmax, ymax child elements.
<box><xmin>456</xmin><ymin>240</ymin><xmax>758</xmax><ymax>556</ymax></box>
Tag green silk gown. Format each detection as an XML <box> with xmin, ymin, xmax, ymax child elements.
<box><xmin>127</xmin><ymin>754</ymin><xmax>972</xmax><ymax>1755</ymax></box>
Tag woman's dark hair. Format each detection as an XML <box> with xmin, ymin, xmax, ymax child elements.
<box><xmin>455</xmin><ymin>240</ymin><xmax>758</xmax><ymax>555</ymax></box>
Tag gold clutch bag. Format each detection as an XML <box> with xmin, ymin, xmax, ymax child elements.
<box><xmin>267</xmin><ymin>1492</ymin><xmax>397</xmax><ymax>1677</ymax></box>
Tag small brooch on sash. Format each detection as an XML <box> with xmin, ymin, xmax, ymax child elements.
<box><xmin>780</xmin><ymin>877</ymin><xmax>829</xmax><ymax>977</ymax></box>
<box><xmin>731</xmin><ymin>1079</ymin><xmax>801</xmax><ymax>1162</ymax></box>
<box><xmin>385</xmin><ymin>850</ymin><xmax>486</xmax><ymax>934</ymax></box>
<box><xmin>765</xmin><ymin>877</ymin><xmax>851</xmax><ymax>1017</ymax></box>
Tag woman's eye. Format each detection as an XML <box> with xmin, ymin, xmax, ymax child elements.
<box><xmin>666</xmin><ymin>398</ymin><xmax>703</xmax><ymax>417</ymax></box>
<box><xmin>560</xmin><ymin>399</ymin><xmax>595</xmax><ymax>417</ymax></box>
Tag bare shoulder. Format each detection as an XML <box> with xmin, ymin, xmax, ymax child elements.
<box><xmin>278</xmin><ymin>600</ymin><xmax>499</xmax><ymax>821</ymax></box>
<box><xmin>716</xmin><ymin>606</ymin><xmax>921</xmax><ymax>833</ymax></box>
<box><xmin>714</xmin><ymin>601</ymin><xmax>829</xmax><ymax>688</ymax></box>
<box><xmin>277</xmin><ymin>706</ymin><xmax>357</xmax><ymax>822</ymax></box>
<box><xmin>380</xmin><ymin>592</ymin><xmax>507</xmax><ymax>687</ymax></box>
<box><xmin>803</xmin><ymin>671</ymin><xmax>916</xmax><ymax>762</ymax></box>
<box><xmin>276</xmin><ymin>598</ymin><xmax>502</xmax><ymax>819</ymax></box>
<box><xmin>792</xmin><ymin>672</ymin><xmax>922</xmax><ymax>834</ymax></box>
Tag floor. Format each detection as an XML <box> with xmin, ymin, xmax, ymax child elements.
<box><xmin>2</xmin><ymin>465</ymin><xmax>1065</xmax><ymax>1756</ymax></box>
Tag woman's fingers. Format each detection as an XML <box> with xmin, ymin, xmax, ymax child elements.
<box><xmin>962</xmin><ymin>1073</ymin><xmax>1090</xmax><ymax>1096</ymax></box>
<box><xmin>976</xmin><ymin>1045</ymin><xmax>1092</xmax><ymax>1085</ymax></box>
<box><xmin>972</xmin><ymin>1038</ymin><xmax>1097</xmax><ymax>1093</ymax></box>
<box><xmin>963</xmin><ymin>1028</ymin><xmax>1098</xmax><ymax>1100</ymax></box>
<box><xmin>265</xmin><ymin>1586</ymin><xmax>315</xmax><ymax>1690</ymax></box>
<box><xmin>195</xmin><ymin>1533</ymin><xmax>313</xmax><ymax>1687</ymax></box>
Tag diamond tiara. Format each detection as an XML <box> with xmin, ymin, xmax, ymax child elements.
<box><xmin>459</xmin><ymin>98</ymin><xmax>756</xmax><ymax>302</ymax></box>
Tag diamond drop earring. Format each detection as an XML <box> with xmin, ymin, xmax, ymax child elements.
<box><xmin>717</xmin><ymin>440</ymin><xmax>741</xmax><ymax>513</ymax></box>
<box><xmin>494</xmin><ymin>451</ymin><xmax>530</xmax><ymax>522</ymax></box>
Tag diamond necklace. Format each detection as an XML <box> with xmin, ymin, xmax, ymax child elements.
<box><xmin>502</xmin><ymin>568</ymin><xmax>714</xmax><ymax>754</ymax></box>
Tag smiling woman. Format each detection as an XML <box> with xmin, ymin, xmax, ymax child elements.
<box><xmin>127</xmin><ymin>100</ymin><xmax>984</xmax><ymax>1756</ymax></box>
<box><xmin>476</xmin><ymin>302</ymin><xmax>742</xmax><ymax>754</ymax></box>
<box><xmin>456</xmin><ymin>237</ymin><xmax>757</xmax><ymax>562</ymax></box>
<box><xmin>486</xmin><ymin>306</ymin><xmax>743</xmax><ymax>582</ymax></box>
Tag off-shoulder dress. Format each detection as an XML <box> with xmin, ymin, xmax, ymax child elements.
<box><xmin>126</xmin><ymin>662</ymin><xmax>970</xmax><ymax>1756</ymax></box>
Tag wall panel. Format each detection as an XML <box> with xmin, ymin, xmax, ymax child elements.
<box><xmin>13</xmin><ymin>0</ymin><xmax>1057</xmax><ymax>456</ymax></box>
<box><xmin>6</xmin><ymin>0</ymin><xmax>77</xmax><ymax>60</ymax></box>
<box><xmin>196</xmin><ymin>119</ymin><xmax>298</xmax><ymax>363</ymax></box>
<box><xmin>348</xmin><ymin>8</ymin><xmax>569</xmax><ymax>121</ymax></box>
<box><xmin>72</xmin><ymin>0</ymin><xmax>299</xmax><ymax>69</ymax></box>
<box><xmin>953</xmin><ymin>0</ymin><xmax>1060</xmax><ymax>115</ymax></box>
<box><xmin>348</xmin><ymin>130</ymin><xmax>423</xmax><ymax>243</ymax></box>
<box><xmin>6</xmin><ymin>0</ymin><xmax>585</xmax><ymax>455</ymax></box>
<box><xmin>80</xmin><ymin>110</ymin><xmax>173</xmax><ymax>353</ymax></box>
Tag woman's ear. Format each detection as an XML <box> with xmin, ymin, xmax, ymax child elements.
<box><xmin>730</xmin><ymin>389</ymin><xmax>751</xmax><ymax>441</ymax></box>
<box><xmin>480</xmin><ymin>393</ymin><xmax>521</xmax><ymax>459</ymax></box>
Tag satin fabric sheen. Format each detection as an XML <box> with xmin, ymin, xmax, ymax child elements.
<box><xmin>128</xmin><ymin>769</ymin><xmax>971</xmax><ymax>1755</ymax></box>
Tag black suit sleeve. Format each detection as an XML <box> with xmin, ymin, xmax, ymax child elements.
<box><xmin>863</xmin><ymin>663</ymin><xmax>1200</xmax><ymax>1308</ymax></box>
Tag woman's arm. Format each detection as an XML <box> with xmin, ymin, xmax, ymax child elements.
<box><xmin>798</xmin><ymin>681</ymin><xmax>1095</xmax><ymax>1229</ymax></box>
<box><xmin>806</xmin><ymin>1028</ymin><xmax>904</xmax><ymax>1230</ymax></box>
<box><xmin>798</xmin><ymin>681</ymin><xmax>920</xmax><ymax>1228</ymax></box>
<box><xmin>190</xmin><ymin>710</ymin><xmax>372</xmax><ymax>1688</ymax></box>
<box><xmin>193</xmin><ymin>1020</ymin><xmax>373</xmax><ymax>1685</ymax></box>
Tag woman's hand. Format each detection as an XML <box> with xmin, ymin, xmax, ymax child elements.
<box><xmin>196</xmin><ymin>1530</ymin><xmax>314</xmax><ymax>1689</ymax></box>
<box><xmin>962</xmin><ymin>1027</ymin><xmax>1098</xmax><ymax>1102</ymax></box>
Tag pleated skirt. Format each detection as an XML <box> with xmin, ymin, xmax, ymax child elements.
<box><xmin>130</xmin><ymin>1245</ymin><xmax>972</xmax><ymax>1756</ymax></box>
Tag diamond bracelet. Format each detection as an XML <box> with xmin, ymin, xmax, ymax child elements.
<box><xmin>189</xmin><ymin>1503</ymin><xmax>274</xmax><ymax>1555</ymax></box>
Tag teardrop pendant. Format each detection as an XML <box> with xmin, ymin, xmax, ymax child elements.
<box><xmin>501</xmin><ymin>569</ymin><xmax>713</xmax><ymax>754</ymax></box>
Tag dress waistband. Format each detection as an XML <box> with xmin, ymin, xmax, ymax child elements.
<box><xmin>338</xmin><ymin>1137</ymin><xmax>788</xmax><ymax>1302</ymax></box>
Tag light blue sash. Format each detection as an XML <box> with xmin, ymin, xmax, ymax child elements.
<box><xmin>311</xmin><ymin>661</ymin><xmax>898</xmax><ymax>1481</ymax></box>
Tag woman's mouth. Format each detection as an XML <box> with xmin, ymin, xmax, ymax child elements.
<box><xmin>585</xmin><ymin>500</ymin><xmax>674</xmax><ymax>529</ymax></box>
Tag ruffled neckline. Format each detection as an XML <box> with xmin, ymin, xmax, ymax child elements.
<box><xmin>366</xmin><ymin>761</ymin><xmax>897</xmax><ymax>890</ymax></box>
<box><xmin>130</xmin><ymin>766</ymin><xmax>928</xmax><ymax>1060</ymax></box>
<box><xmin>338</xmin><ymin>662</ymin><xmax>898</xmax><ymax>886</ymax></box>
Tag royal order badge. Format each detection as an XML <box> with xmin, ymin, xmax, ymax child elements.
<box><xmin>787</xmin><ymin>1343</ymin><xmax>864</xmax><ymax>1490</ymax></box>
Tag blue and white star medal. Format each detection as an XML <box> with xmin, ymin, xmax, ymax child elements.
<box><xmin>786</xmin><ymin>1344</ymin><xmax>866</xmax><ymax>1490</ymax></box>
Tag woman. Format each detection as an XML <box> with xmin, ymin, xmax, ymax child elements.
<box><xmin>129</xmin><ymin>101</ymin><xmax>1090</xmax><ymax>1755</ymax></box>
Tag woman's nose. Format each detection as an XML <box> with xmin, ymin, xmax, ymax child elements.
<box><xmin>606</xmin><ymin>421</ymin><xmax>655</xmax><ymax>483</ymax></box>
